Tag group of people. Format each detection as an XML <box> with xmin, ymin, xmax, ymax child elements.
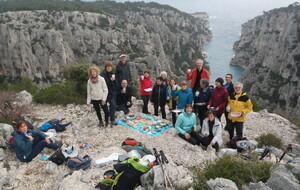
<box><xmin>12</xmin><ymin>55</ymin><xmax>253</xmax><ymax>163</ymax></box>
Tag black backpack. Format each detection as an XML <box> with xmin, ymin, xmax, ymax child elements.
<box><xmin>49</xmin><ymin>149</ymin><xmax>67</xmax><ymax>165</ymax></box>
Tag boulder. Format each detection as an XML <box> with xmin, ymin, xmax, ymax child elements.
<box><xmin>0</xmin><ymin>123</ymin><xmax>14</xmax><ymax>141</ymax></box>
<box><xmin>0</xmin><ymin>168</ymin><xmax>9</xmax><ymax>189</ymax></box>
<box><xmin>271</xmin><ymin>147</ymin><xmax>293</xmax><ymax>162</ymax></box>
<box><xmin>290</xmin><ymin>143</ymin><xmax>300</xmax><ymax>156</ymax></box>
<box><xmin>207</xmin><ymin>178</ymin><xmax>238</xmax><ymax>190</ymax></box>
<box><xmin>242</xmin><ymin>181</ymin><xmax>272</xmax><ymax>190</ymax></box>
<box><xmin>266</xmin><ymin>164</ymin><xmax>300</xmax><ymax>190</ymax></box>
<box><xmin>0</xmin><ymin>148</ymin><xmax>5</xmax><ymax>161</ymax></box>
<box><xmin>43</xmin><ymin>162</ymin><xmax>59</xmax><ymax>175</ymax></box>
<box><xmin>57</xmin><ymin>171</ymin><xmax>93</xmax><ymax>190</ymax></box>
<box><xmin>15</xmin><ymin>90</ymin><xmax>32</xmax><ymax>107</ymax></box>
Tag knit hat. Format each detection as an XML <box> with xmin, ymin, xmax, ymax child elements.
<box><xmin>215</xmin><ymin>77</ymin><xmax>224</xmax><ymax>86</ymax></box>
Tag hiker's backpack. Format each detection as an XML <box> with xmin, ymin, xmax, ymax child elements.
<box><xmin>226</xmin><ymin>136</ymin><xmax>248</xmax><ymax>152</ymax></box>
<box><xmin>49</xmin><ymin>149</ymin><xmax>67</xmax><ymax>165</ymax></box>
<box><xmin>67</xmin><ymin>155</ymin><xmax>92</xmax><ymax>170</ymax></box>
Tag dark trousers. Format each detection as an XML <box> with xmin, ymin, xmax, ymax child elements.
<box><xmin>179</xmin><ymin>131</ymin><xmax>203</xmax><ymax>145</ymax></box>
<box><xmin>107</xmin><ymin>95</ymin><xmax>117</xmax><ymax>122</ymax></box>
<box><xmin>224</xmin><ymin>112</ymin><xmax>229</xmax><ymax>129</ymax></box>
<box><xmin>24</xmin><ymin>136</ymin><xmax>58</xmax><ymax>162</ymax></box>
<box><xmin>199</xmin><ymin>136</ymin><xmax>219</xmax><ymax>151</ymax></box>
<box><xmin>197</xmin><ymin>107</ymin><xmax>208</xmax><ymax>128</ymax></box>
<box><xmin>227</xmin><ymin>120</ymin><xmax>244</xmax><ymax>140</ymax></box>
<box><xmin>170</xmin><ymin>100</ymin><xmax>178</xmax><ymax>125</ymax></box>
<box><xmin>154</xmin><ymin>103</ymin><xmax>166</xmax><ymax>119</ymax></box>
<box><xmin>141</xmin><ymin>95</ymin><xmax>150</xmax><ymax>113</ymax></box>
<box><xmin>117</xmin><ymin>103</ymin><xmax>132</xmax><ymax>115</ymax></box>
<box><xmin>216</xmin><ymin>113</ymin><xmax>223</xmax><ymax>121</ymax></box>
<box><xmin>91</xmin><ymin>100</ymin><xmax>109</xmax><ymax>122</ymax></box>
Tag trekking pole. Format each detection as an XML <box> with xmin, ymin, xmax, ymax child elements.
<box><xmin>159</xmin><ymin>150</ymin><xmax>173</xmax><ymax>189</ymax></box>
<box><xmin>153</xmin><ymin>148</ymin><xmax>173</xmax><ymax>189</ymax></box>
<box><xmin>259</xmin><ymin>147</ymin><xmax>271</xmax><ymax>160</ymax></box>
<box><xmin>278</xmin><ymin>144</ymin><xmax>292</xmax><ymax>163</ymax></box>
<box><xmin>3</xmin><ymin>101</ymin><xmax>19</xmax><ymax>116</ymax></box>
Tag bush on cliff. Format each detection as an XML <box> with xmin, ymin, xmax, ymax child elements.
<box><xmin>255</xmin><ymin>133</ymin><xmax>283</xmax><ymax>149</ymax></box>
<box><xmin>0</xmin><ymin>77</ymin><xmax>38</xmax><ymax>95</ymax></box>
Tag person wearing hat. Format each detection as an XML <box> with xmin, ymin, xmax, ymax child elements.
<box><xmin>116</xmin><ymin>54</ymin><xmax>132</xmax><ymax>88</ymax></box>
<box><xmin>207</xmin><ymin>77</ymin><xmax>228</xmax><ymax>121</ymax></box>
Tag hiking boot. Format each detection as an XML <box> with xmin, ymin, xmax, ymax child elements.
<box><xmin>98</xmin><ymin>121</ymin><xmax>104</xmax><ymax>127</ymax></box>
<box><xmin>145</xmin><ymin>112</ymin><xmax>151</xmax><ymax>114</ymax></box>
<box><xmin>104</xmin><ymin>122</ymin><xmax>109</xmax><ymax>127</ymax></box>
<box><xmin>112</xmin><ymin>121</ymin><xmax>118</xmax><ymax>125</ymax></box>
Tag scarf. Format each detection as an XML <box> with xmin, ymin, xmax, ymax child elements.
<box><xmin>91</xmin><ymin>76</ymin><xmax>99</xmax><ymax>84</ymax></box>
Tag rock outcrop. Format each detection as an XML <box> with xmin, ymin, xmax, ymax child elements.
<box><xmin>0</xmin><ymin>3</ymin><xmax>211</xmax><ymax>85</ymax></box>
<box><xmin>230</xmin><ymin>3</ymin><xmax>300</xmax><ymax>119</ymax></box>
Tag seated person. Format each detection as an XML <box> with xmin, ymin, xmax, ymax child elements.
<box><xmin>12</xmin><ymin>121</ymin><xmax>59</xmax><ymax>162</ymax></box>
<box><xmin>175</xmin><ymin>104</ymin><xmax>202</xmax><ymax>145</ymax></box>
<box><xmin>116</xmin><ymin>79</ymin><xmax>132</xmax><ymax>115</ymax></box>
<box><xmin>200</xmin><ymin>111</ymin><xmax>223</xmax><ymax>151</ymax></box>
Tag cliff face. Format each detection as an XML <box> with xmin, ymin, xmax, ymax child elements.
<box><xmin>230</xmin><ymin>4</ymin><xmax>300</xmax><ymax>119</ymax></box>
<box><xmin>0</xmin><ymin>8</ymin><xmax>211</xmax><ymax>84</ymax></box>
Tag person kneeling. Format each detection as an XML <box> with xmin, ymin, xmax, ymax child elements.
<box><xmin>175</xmin><ymin>104</ymin><xmax>203</xmax><ymax>145</ymax></box>
<box><xmin>12</xmin><ymin>121</ymin><xmax>59</xmax><ymax>162</ymax></box>
<box><xmin>200</xmin><ymin>111</ymin><xmax>223</xmax><ymax>151</ymax></box>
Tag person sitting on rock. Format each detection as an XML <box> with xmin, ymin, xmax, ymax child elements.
<box><xmin>166</xmin><ymin>79</ymin><xmax>181</xmax><ymax>125</ymax></box>
<box><xmin>151</xmin><ymin>77</ymin><xmax>167</xmax><ymax>119</ymax></box>
<box><xmin>140</xmin><ymin>71</ymin><xmax>152</xmax><ymax>114</ymax></box>
<box><xmin>160</xmin><ymin>71</ymin><xmax>168</xmax><ymax>86</ymax></box>
<box><xmin>227</xmin><ymin>82</ymin><xmax>253</xmax><ymax>139</ymax></box>
<box><xmin>175</xmin><ymin>104</ymin><xmax>202</xmax><ymax>145</ymax></box>
<box><xmin>87</xmin><ymin>65</ymin><xmax>109</xmax><ymax>126</ymax></box>
<box><xmin>200</xmin><ymin>110</ymin><xmax>223</xmax><ymax>151</ymax></box>
<box><xmin>116</xmin><ymin>79</ymin><xmax>132</xmax><ymax>115</ymax></box>
<box><xmin>12</xmin><ymin>121</ymin><xmax>59</xmax><ymax>162</ymax></box>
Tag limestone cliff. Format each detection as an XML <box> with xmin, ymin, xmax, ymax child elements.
<box><xmin>0</xmin><ymin>3</ymin><xmax>211</xmax><ymax>84</ymax></box>
<box><xmin>230</xmin><ymin>3</ymin><xmax>300</xmax><ymax>119</ymax></box>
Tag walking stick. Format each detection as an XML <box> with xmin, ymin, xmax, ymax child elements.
<box><xmin>153</xmin><ymin>148</ymin><xmax>173</xmax><ymax>189</ymax></box>
<box><xmin>277</xmin><ymin>144</ymin><xmax>292</xmax><ymax>163</ymax></box>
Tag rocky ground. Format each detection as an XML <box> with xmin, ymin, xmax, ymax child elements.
<box><xmin>0</xmin><ymin>91</ymin><xmax>300</xmax><ymax>190</ymax></box>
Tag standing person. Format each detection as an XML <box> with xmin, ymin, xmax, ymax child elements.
<box><xmin>207</xmin><ymin>77</ymin><xmax>228</xmax><ymax>121</ymax></box>
<box><xmin>151</xmin><ymin>77</ymin><xmax>167</xmax><ymax>119</ymax></box>
<box><xmin>175</xmin><ymin>104</ymin><xmax>202</xmax><ymax>145</ymax></box>
<box><xmin>140</xmin><ymin>71</ymin><xmax>152</xmax><ymax>114</ymax></box>
<box><xmin>116</xmin><ymin>54</ymin><xmax>132</xmax><ymax>87</ymax></box>
<box><xmin>166</xmin><ymin>79</ymin><xmax>181</xmax><ymax>125</ymax></box>
<box><xmin>12</xmin><ymin>121</ymin><xmax>59</xmax><ymax>162</ymax></box>
<box><xmin>194</xmin><ymin>79</ymin><xmax>212</xmax><ymax>127</ymax></box>
<box><xmin>160</xmin><ymin>71</ymin><xmax>168</xmax><ymax>86</ymax></box>
<box><xmin>101</xmin><ymin>62</ymin><xmax>118</xmax><ymax>125</ymax></box>
<box><xmin>200</xmin><ymin>111</ymin><xmax>223</xmax><ymax>151</ymax></box>
<box><xmin>186</xmin><ymin>59</ymin><xmax>210</xmax><ymax>94</ymax></box>
<box><xmin>87</xmin><ymin>66</ymin><xmax>109</xmax><ymax>126</ymax></box>
<box><xmin>227</xmin><ymin>82</ymin><xmax>253</xmax><ymax>139</ymax></box>
<box><xmin>116</xmin><ymin>79</ymin><xmax>132</xmax><ymax>115</ymax></box>
<box><xmin>224</xmin><ymin>73</ymin><xmax>234</xmax><ymax>131</ymax></box>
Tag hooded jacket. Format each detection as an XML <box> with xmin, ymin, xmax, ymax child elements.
<box><xmin>208</xmin><ymin>86</ymin><xmax>228</xmax><ymax>114</ymax></box>
<box><xmin>228</xmin><ymin>92</ymin><xmax>253</xmax><ymax>122</ymax></box>
<box><xmin>171</xmin><ymin>88</ymin><xmax>193</xmax><ymax>109</ymax></box>
<box><xmin>87</xmin><ymin>75</ymin><xmax>108</xmax><ymax>104</ymax></box>
<box><xmin>186</xmin><ymin>68</ymin><xmax>210</xmax><ymax>89</ymax></box>
<box><xmin>201</xmin><ymin>118</ymin><xmax>223</xmax><ymax>146</ymax></box>
<box><xmin>11</xmin><ymin>129</ymin><xmax>46</xmax><ymax>161</ymax></box>
<box><xmin>175</xmin><ymin>111</ymin><xmax>197</xmax><ymax>134</ymax></box>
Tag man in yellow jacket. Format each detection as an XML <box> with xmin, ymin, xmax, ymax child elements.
<box><xmin>226</xmin><ymin>82</ymin><xmax>253</xmax><ymax>139</ymax></box>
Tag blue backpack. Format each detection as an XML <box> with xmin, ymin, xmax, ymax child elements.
<box><xmin>67</xmin><ymin>155</ymin><xmax>92</xmax><ymax>170</ymax></box>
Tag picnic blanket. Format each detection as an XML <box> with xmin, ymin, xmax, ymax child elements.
<box><xmin>116</xmin><ymin>113</ymin><xmax>172</xmax><ymax>136</ymax></box>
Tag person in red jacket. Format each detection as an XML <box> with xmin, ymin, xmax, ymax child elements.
<box><xmin>207</xmin><ymin>77</ymin><xmax>228</xmax><ymax>121</ymax></box>
<box><xmin>140</xmin><ymin>71</ymin><xmax>152</xmax><ymax>114</ymax></box>
<box><xmin>186</xmin><ymin>59</ymin><xmax>210</xmax><ymax>94</ymax></box>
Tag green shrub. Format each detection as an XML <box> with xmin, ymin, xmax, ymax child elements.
<box><xmin>1</xmin><ymin>77</ymin><xmax>39</xmax><ymax>95</ymax></box>
<box><xmin>251</xmin><ymin>98</ymin><xmax>261</xmax><ymax>112</ymax></box>
<box><xmin>192</xmin><ymin>155</ymin><xmax>273</xmax><ymax>189</ymax></box>
<box><xmin>255</xmin><ymin>133</ymin><xmax>284</xmax><ymax>149</ymax></box>
<box><xmin>33</xmin><ymin>81</ymin><xmax>85</xmax><ymax>105</ymax></box>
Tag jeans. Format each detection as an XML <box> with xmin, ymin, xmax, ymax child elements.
<box><xmin>107</xmin><ymin>94</ymin><xmax>117</xmax><ymax>122</ymax></box>
<box><xmin>154</xmin><ymin>103</ymin><xmax>166</xmax><ymax>119</ymax></box>
<box><xmin>227</xmin><ymin>120</ymin><xmax>244</xmax><ymax>140</ymax></box>
<box><xmin>141</xmin><ymin>95</ymin><xmax>150</xmax><ymax>113</ymax></box>
<box><xmin>91</xmin><ymin>100</ymin><xmax>109</xmax><ymax>122</ymax></box>
<box><xmin>197</xmin><ymin>107</ymin><xmax>208</xmax><ymax>129</ymax></box>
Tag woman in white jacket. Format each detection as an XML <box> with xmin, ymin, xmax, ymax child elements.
<box><xmin>87</xmin><ymin>66</ymin><xmax>109</xmax><ymax>126</ymax></box>
<box><xmin>201</xmin><ymin>110</ymin><xmax>223</xmax><ymax>151</ymax></box>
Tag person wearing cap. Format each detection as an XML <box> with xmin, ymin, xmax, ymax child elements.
<box><xmin>116</xmin><ymin>54</ymin><xmax>132</xmax><ymax>87</ymax></box>
<box><xmin>224</xmin><ymin>73</ymin><xmax>234</xmax><ymax>131</ymax></box>
<box><xmin>227</xmin><ymin>82</ymin><xmax>253</xmax><ymax>139</ymax></box>
<box><xmin>186</xmin><ymin>59</ymin><xmax>210</xmax><ymax>94</ymax></box>
<box><xmin>207</xmin><ymin>77</ymin><xmax>228</xmax><ymax>121</ymax></box>
<box><xmin>101</xmin><ymin>62</ymin><xmax>118</xmax><ymax>125</ymax></box>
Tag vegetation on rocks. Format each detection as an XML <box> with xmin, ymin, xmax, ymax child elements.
<box><xmin>255</xmin><ymin>133</ymin><xmax>284</xmax><ymax>149</ymax></box>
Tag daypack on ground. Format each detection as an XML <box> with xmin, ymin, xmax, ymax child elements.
<box><xmin>39</xmin><ymin>118</ymin><xmax>72</xmax><ymax>132</ymax></box>
<box><xmin>49</xmin><ymin>149</ymin><xmax>67</xmax><ymax>165</ymax></box>
<box><xmin>67</xmin><ymin>155</ymin><xmax>92</xmax><ymax>170</ymax></box>
<box><xmin>226</xmin><ymin>136</ymin><xmax>248</xmax><ymax>152</ymax></box>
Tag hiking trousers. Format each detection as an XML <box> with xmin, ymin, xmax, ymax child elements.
<box><xmin>179</xmin><ymin>131</ymin><xmax>203</xmax><ymax>145</ymax></box>
<box><xmin>227</xmin><ymin>120</ymin><xmax>244</xmax><ymax>140</ymax></box>
<box><xmin>154</xmin><ymin>103</ymin><xmax>166</xmax><ymax>119</ymax></box>
<box><xmin>199</xmin><ymin>136</ymin><xmax>219</xmax><ymax>151</ymax></box>
<box><xmin>91</xmin><ymin>100</ymin><xmax>109</xmax><ymax>122</ymax></box>
<box><xmin>107</xmin><ymin>94</ymin><xmax>117</xmax><ymax>122</ymax></box>
<box><xmin>141</xmin><ymin>95</ymin><xmax>150</xmax><ymax>113</ymax></box>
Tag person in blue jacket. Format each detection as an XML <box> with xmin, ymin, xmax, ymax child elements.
<box><xmin>175</xmin><ymin>104</ymin><xmax>202</xmax><ymax>145</ymax></box>
<box><xmin>12</xmin><ymin>121</ymin><xmax>59</xmax><ymax>162</ymax></box>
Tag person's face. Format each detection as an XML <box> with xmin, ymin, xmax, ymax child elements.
<box><xmin>144</xmin><ymin>72</ymin><xmax>149</xmax><ymax>78</ymax></box>
<box><xmin>200</xmin><ymin>82</ymin><xmax>205</xmax><ymax>89</ymax></box>
<box><xmin>208</xmin><ymin>113</ymin><xmax>215</xmax><ymax>121</ymax></box>
<box><xmin>161</xmin><ymin>74</ymin><xmax>167</xmax><ymax>79</ymax></box>
<box><xmin>181</xmin><ymin>85</ymin><xmax>188</xmax><ymax>91</ymax></box>
<box><xmin>106</xmin><ymin>66</ymin><xmax>112</xmax><ymax>72</ymax></box>
<box><xmin>120</xmin><ymin>56</ymin><xmax>126</xmax><ymax>64</ymax></box>
<box><xmin>234</xmin><ymin>85</ymin><xmax>243</xmax><ymax>94</ymax></box>
<box><xmin>91</xmin><ymin>69</ymin><xmax>97</xmax><ymax>78</ymax></box>
<box><xmin>156</xmin><ymin>80</ymin><xmax>162</xmax><ymax>85</ymax></box>
<box><xmin>18</xmin><ymin>123</ymin><xmax>28</xmax><ymax>133</ymax></box>
<box><xmin>226</xmin><ymin>75</ymin><xmax>232</xmax><ymax>83</ymax></box>
<box><xmin>215</xmin><ymin>81</ymin><xmax>221</xmax><ymax>88</ymax></box>
<box><xmin>185</xmin><ymin>106</ymin><xmax>193</xmax><ymax>114</ymax></box>
<box><xmin>170</xmin><ymin>80</ymin><xmax>175</xmax><ymax>86</ymax></box>
<box><xmin>196</xmin><ymin>61</ymin><xmax>203</xmax><ymax>69</ymax></box>
<box><xmin>121</xmin><ymin>80</ymin><xmax>128</xmax><ymax>87</ymax></box>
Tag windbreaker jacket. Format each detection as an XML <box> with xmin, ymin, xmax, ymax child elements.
<box><xmin>116</xmin><ymin>62</ymin><xmax>132</xmax><ymax>85</ymax></box>
<box><xmin>11</xmin><ymin>129</ymin><xmax>46</xmax><ymax>161</ymax></box>
<box><xmin>151</xmin><ymin>84</ymin><xmax>167</xmax><ymax>105</ymax></box>
<box><xmin>208</xmin><ymin>86</ymin><xmax>228</xmax><ymax>114</ymax></box>
<box><xmin>87</xmin><ymin>75</ymin><xmax>108</xmax><ymax>104</ymax></box>
<box><xmin>140</xmin><ymin>77</ymin><xmax>152</xmax><ymax>96</ymax></box>
<box><xmin>101</xmin><ymin>70</ymin><xmax>118</xmax><ymax>97</ymax></box>
<box><xmin>171</xmin><ymin>88</ymin><xmax>193</xmax><ymax>109</ymax></box>
<box><xmin>201</xmin><ymin>118</ymin><xmax>223</xmax><ymax>146</ymax></box>
<box><xmin>228</xmin><ymin>92</ymin><xmax>253</xmax><ymax>122</ymax></box>
<box><xmin>175</xmin><ymin>111</ymin><xmax>197</xmax><ymax>134</ymax></box>
<box><xmin>186</xmin><ymin>68</ymin><xmax>210</xmax><ymax>89</ymax></box>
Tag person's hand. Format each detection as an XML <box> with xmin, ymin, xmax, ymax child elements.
<box><xmin>166</xmin><ymin>97</ymin><xmax>170</xmax><ymax>100</ymax></box>
<box><xmin>25</xmin><ymin>133</ymin><xmax>33</xmax><ymax>141</ymax></box>
<box><xmin>121</xmin><ymin>89</ymin><xmax>126</xmax><ymax>93</ymax></box>
<box><xmin>87</xmin><ymin>104</ymin><xmax>92</xmax><ymax>107</ymax></box>
<box><xmin>194</xmin><ymin>128</ymin><xmax>197</xmax><ymax>132</ymax></box>
<box><xmin>101</xmin><ymin>101</ymin><xmax>106</xmax><ymax>105</ymax></box>
<box><xmin>207</xmin><ymin>105</ymin><xmax>211</xmax><ymax>109</ymax></box>
<box><xmin>216</xmin><ymin>107</ymin><xmax>220</xmax><ymax>111</ymax></box>
<box><xmin>110</xmin><ymin>77</ymin><xmax>115</xmax><ymax>81</ymax></box>
<box><xmin>126</xmin><ymin>102</ymin><xmax>131</xmax><ymax>106</ymax></box>
<box><xmin>239</xmin><ymin>111</ymin><xmax>243</xmax><ymax>117</ymax></box>
<box><xmin>186</xmin><ymin>69</ymin><xmax>191</xmax><ymax>74</ymax></box>
<box><xmin>45</xmin><ymin>137</ymin><xmax>51</xmax><ymax>144</ymax></box>
<box><xmin>184</xmin><ymin>133</ymin><xmax>190</xmax><ymax>139</ymax></box>
<box><xmin>209</xmin><ymin>141</ymin><xmax>215</xmax><ymax>146</ymax></box>
<box><xmin>205</xmin><ymin>133</ymin><xmax>209</xmax><ymax>137</ymax></box>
